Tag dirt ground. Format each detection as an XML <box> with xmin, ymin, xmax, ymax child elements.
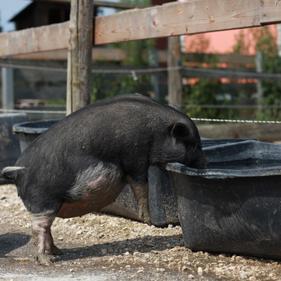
<box><xmin>1</xmin><ymin>185</ymin><xmax>281</xmax><ymax>281</ymax></box>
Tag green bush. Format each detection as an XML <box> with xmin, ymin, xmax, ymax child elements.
<box><xmin>183</xmin><ymin>78</ymin><xmax>237</xmax><ymax>119</ymax></box>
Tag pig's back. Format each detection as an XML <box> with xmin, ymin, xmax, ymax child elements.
<box><xmin>18</xmin><ymin>94</ymin><xmax>181</xmax><ymax>162</ymax></box>
<box><xmin>15</xmin><ymin>94</ymin><xmax>185</xmax><ymax>192</ymax></box>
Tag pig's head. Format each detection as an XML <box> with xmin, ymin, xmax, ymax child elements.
<box><xmin>150</xmin><ymin>120</ymin><xmax>206</xmax><ymax>169</ymax></box>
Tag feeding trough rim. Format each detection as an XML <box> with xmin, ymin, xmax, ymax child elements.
<box><xmin>166</xmin><ymin>162</ymin><xmax>281</xmax><ymax>179</ymax></box>
<box><xmin>13</xmin><ymin>119</ymin><xmax>60</xmax><ymax>135</ymax></box>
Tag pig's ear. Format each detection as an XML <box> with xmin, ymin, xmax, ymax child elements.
<box><xmin>170</xmin><ymin>122</ymin><xmax>190</xmax><ymax>140</ymax></box>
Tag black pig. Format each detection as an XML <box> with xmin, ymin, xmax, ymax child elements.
<box><xmin>2</xmin><ymin>94</ymin><xmax>205</xmax><ymax>265</ymax></box>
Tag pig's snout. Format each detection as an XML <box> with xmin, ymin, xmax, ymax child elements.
<box><xmin>185</xmin><ymin>146</ymin><xmax>207</xmax><ymax>169</ymax></box>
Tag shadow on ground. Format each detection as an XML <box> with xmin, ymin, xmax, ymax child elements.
<box><xmin>58</xmin><ymin>234</ymin><xmax>183</xmax><ymax>262</ymax></box>
<box><xmin>0</xmin><ymin>233</ymin><xmax>31</xmax><ymax>256</ymax></box>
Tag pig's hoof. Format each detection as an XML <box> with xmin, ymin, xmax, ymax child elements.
<box><xmin>139</xmin><ymin>210</ymin><xmax>151</xmax><ymax>225</ymax></box>
<box><xmin>35</xmin><ymin>254</ymin><xmax>55</xmax><ymax>266</ymax></box>
<box><xmin>143</xmin><ymin>217</ymin><xmax>151</xmax><ymax>225</ymax></box>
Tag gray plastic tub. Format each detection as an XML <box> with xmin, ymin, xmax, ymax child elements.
<box><xmin>167</xmin><ymin>140</ymin><xmax>281</xmax><ymax>259</ymax></box>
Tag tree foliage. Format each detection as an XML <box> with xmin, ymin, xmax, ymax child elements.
<box><xmin>185</xmin><ymin>26</ymin><xmax>281</xmax><ymax>120</ymax></box>
<box><xmin>183</xmin><ymin>35</ymin><xmax>235</xmax><ymax>119</ymax></box>
<box><xmin>248</xmin><ymin>27</ymin><xmax>281</xmax><ymax>120</ymax></box>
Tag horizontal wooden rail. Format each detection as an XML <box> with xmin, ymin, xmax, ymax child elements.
<box><xmin>46</xmin><ymin>0</ymin><xmax>146</xmax><ymax>9</ymax></box>
<box><xmin>0</xmin><ymin>22</ymin><xmax>69</xmax><ymax>57</ymax></box>
<box><xmin>0</xmin><ymin>0</ymin><xmax>280</xmax><ymax>57</ymax></box>
<box><xmin>11</xmin><ymin>49</ymin><xmax>256</xmax><ymax>68</ymax></box>
<box><xmin>95</xmin><ymin>0</ymin><xmax>264</xmax><ymax>44</ymax></box>
<box><xmin>13</xmin><ymin>48</ymin><xmax>127</xmax><ymax>61</ymax></box>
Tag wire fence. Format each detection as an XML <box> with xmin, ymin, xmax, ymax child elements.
<box><xmin>1</xmin><ymin>106</ymin><xmax>281</xmax><ymax>125</ymax></box>
<box><xmin>1</xmin><ymin>61</ymin><xmax>281</xmax><ymax>80</ymax></box>
<box><xmin>1</xmin><ymin>60</ymin><xmax>281</xmax><ymax>124</ymax></box>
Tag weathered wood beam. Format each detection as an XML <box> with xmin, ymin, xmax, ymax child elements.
<box><xmin>167</xmin><ymin>36</ymin><xmax>182</xmax><ymax>109</ymax></box>
<box><xmin>95</xmin><ymin>0</ymin><xmax>264</xmax><ymax>44</ymax></box>
<box><xmin>0</xmin><ymin>0</ymin><xmax>281</xmax><ymax>58</ymax></box>
<box><xmin>261</xmin><ymin>0</ymin><xmax>281</xmax><ymax>24</ymax></box>
<box><xmin>66</xmin><ymin>0</ymin><xmax>93</xmax><ymax>114</ymax></box>
<box><xmin>0</xmin><ymin>22</ymin><xmax>69</xmax><ymax>57</ymax></box>
<box><xmin>40</xmin><ymin>0</ymin><xmax>146</xmax><ymax>10</ymax></box>
<box><xmin>13</xmin><ymin>50</ymin><xmax>255</xmax><ymax>67</ymax></box>
<box><xmin>13</xmin><ymin>48</ymin><xmax>126</xmax><ymax>61</ymax></box>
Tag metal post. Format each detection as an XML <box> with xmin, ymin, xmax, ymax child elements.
<box><xmin>1</xmin><ymin>67</ymin><xmax>14</xmax><ymax>110</ymax></box>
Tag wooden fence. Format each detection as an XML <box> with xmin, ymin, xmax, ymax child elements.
<box><xmin>0</xmin><ymin>0</ymin><xmax>281</xmax><ymax>113</ymax></box>
<box><xmin>1</xmin><ymin>1</ymin><xmax>281</xmax><ymax>57</ymax></box>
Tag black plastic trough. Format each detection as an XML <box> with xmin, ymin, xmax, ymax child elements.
<box><xmin>167</xmin><ymin>140</ymin><xmax>281</xmax><ymax>259</ymax></box>
<box><xmin>13</xmin><ymin>120</ymin><xmax>59</xmax><ymax>152</ymax></box>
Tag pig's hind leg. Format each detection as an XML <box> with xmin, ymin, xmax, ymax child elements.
<box><xmin>31</xmin><ymin>212</ymin><xmax>62</xmax><ymax>265</ymax></box>
<box><xmin>127</xmin><ymin>177</ymin><xmax>150</xmax><ymax>224</ymax></box>
<box><xmin>18</xmin><ymin>192</ymin><xmax>62</xmax><ymax>265</ymax></box>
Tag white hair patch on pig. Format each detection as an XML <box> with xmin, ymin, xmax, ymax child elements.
<box><xmin>68</xmin><ymin>162</ymin><xmax>123</xmax><ymax>200</ymax></box>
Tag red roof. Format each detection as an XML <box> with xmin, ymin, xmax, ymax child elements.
<box><xmin>184</xmin><ymin>25</ymin><xmax>277</xmax><ymax>55</ymax></box>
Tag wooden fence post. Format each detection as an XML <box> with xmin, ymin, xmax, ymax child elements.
<box><xmin>168</xmin><ymin>36</ymin><xmax>183</xmax><ymax>109</ymax></box>
<box><xmin>255</xmin><ymin>51</ymin><xmax>263</xmax><ymax>114</ymax></box>
<box><xmin>66</xmin><ymin>0</ymin><xmax>94</xmax><ymax>115</ymax></box>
